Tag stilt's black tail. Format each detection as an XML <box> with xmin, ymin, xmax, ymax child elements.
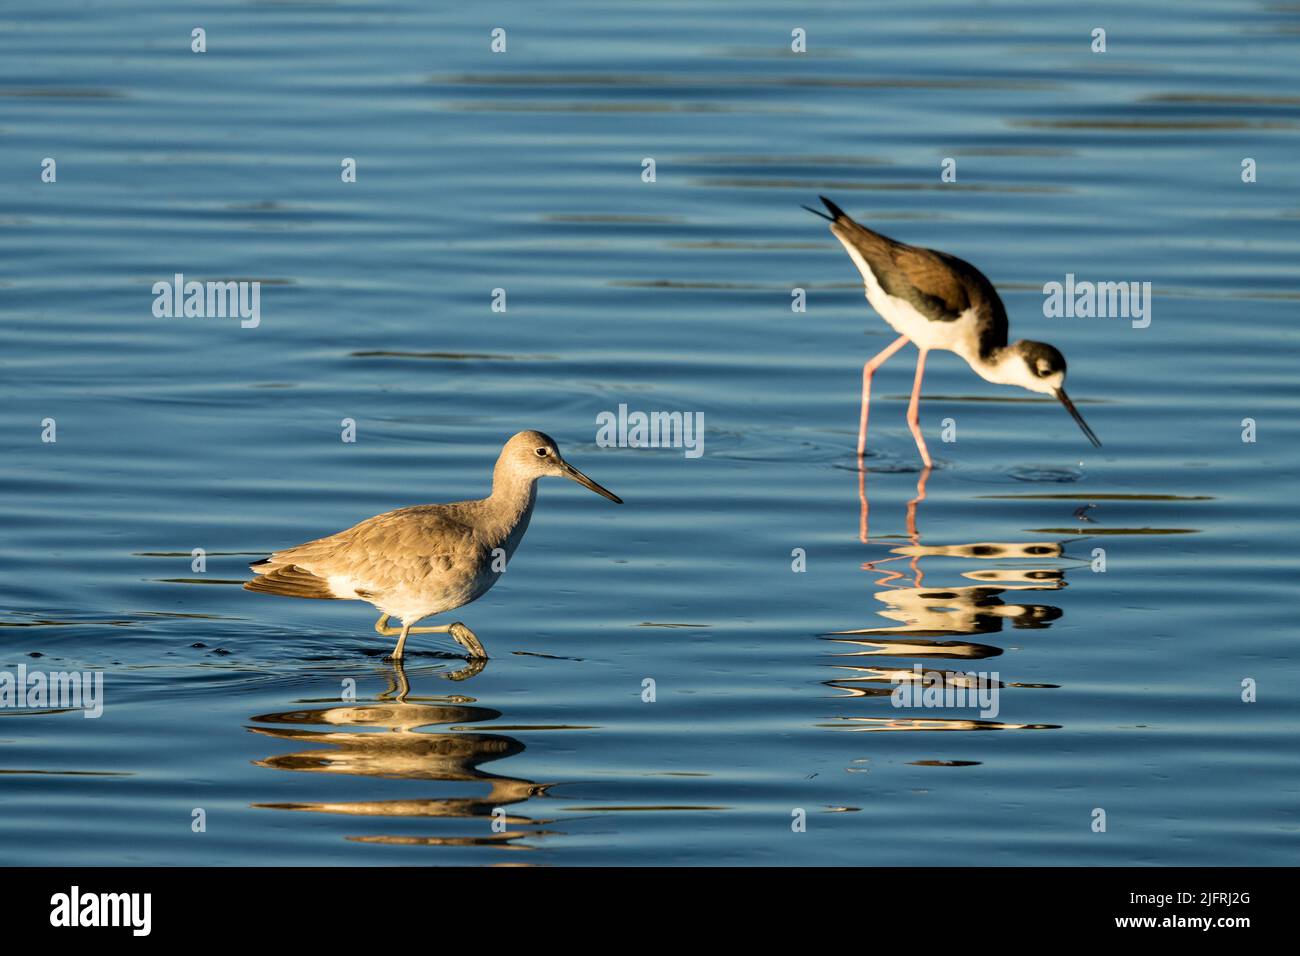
<box><xmin>801</xmin><ymin>195</ymin><xmax>850</xmax><ymax>223</ymax></box>
<box><xmin>819</xmin><ymin>195</ymin><xmax>848</xmax><ymax>220</ymax></box>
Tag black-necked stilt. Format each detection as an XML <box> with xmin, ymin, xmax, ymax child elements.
<box><xmin>805</xmin><ymin>195</ymin><xmax>1101</xmax><ymax>466</ymax></box>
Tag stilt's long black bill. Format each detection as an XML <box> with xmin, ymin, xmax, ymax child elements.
<box><xmin>801</xmin><ymin>203</ymin><xmax>835</xmax><ymax>222</ymax></box>
<box><xmin>562</xmin><ymin>461</ymin><xmax>623</xmax><ymax>503</ymax></box>
<box><xmin>1055</xmin><ymin>388</ymin><xmax>1102</xmax><ymax>448</ymax></box>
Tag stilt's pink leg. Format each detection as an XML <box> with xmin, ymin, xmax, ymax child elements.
<box><xmin>906</xmin><ymin>348</ymin><xmax>933</xmax><ymax>468</ymax></box>
<box><xmin>858</xmin><ymin>335</ymin><xmax>910</xmax><ymax>460</ymax></box>
<box><xmin>858</xmin><ymin>465</ymin><xmax>869</xmax><ymax>543</ymax></box>
<box><xmin>906</xmin><ymin>466</ymin><xmax>932</xmax><ymax>547</ymax></box>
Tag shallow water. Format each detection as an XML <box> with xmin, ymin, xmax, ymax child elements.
<box><xmin>1</xmin><ymin>1</ymin><xmax>1297</xmax><ymax>865</ymax></box>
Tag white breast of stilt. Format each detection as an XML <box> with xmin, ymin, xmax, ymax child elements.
<box><xmin>837</xmin><ymin>237</ymin><xmax>981</xmax><ymax>355</ymax></box>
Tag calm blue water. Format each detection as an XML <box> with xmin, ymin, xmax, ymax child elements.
<box><xmin>1</xmin><ymin>1</ymin><xmax>1297</xmax><ymax>865</ymax></box>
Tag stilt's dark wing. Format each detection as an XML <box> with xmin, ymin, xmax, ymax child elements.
<box><xmin>814</xmin><ymin>195</ymin><xmax>1009</xmax><ymax>351</ymax></box>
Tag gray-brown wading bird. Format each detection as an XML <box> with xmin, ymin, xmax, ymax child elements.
<box><xmin>804</xmin><ymin>195</ymin><xmax>1101</xmax><ymax>465</ymax></box>
<box><xmin>244</xmin><ymin>431</ymin><xmax>622</xmax><ymax>661</ymax></box>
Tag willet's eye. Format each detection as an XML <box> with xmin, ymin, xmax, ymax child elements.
<box><xmin>535</xmin><ymin>447</ymin><xmax>548</xmax><ymax>457</ymax></box>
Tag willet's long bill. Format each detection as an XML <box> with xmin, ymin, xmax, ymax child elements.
<box><xmin>244</xmin><ymin>430</ymin><xmax>622</xmax><ymax>661</ymax></box>
<box><xmin>804</xmin><ymin>195</ymin><xmax>1101</xmax><ymax>466</ymax></box>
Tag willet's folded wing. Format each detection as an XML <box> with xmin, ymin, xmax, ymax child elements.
<box><xmin>244</xmin><ymin>505</ymin><xmax>483</xmax><ymax>601</ymax></box>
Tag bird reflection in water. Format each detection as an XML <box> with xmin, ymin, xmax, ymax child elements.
<box><xmin>858</xmin><ymin>463</ymin><xmax>930</xmax><ymax>544</ymax></box>
<box><xmin>830</xmin><ymin>467</ymin><xmax>1066</xmax><ymax>731</ymax></box>
<box><xmin>248</xmin><ymin>660</ymin><xmax>555</xmax><ymax>850</ymax></box>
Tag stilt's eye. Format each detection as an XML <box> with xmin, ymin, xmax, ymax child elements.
<box><xmin>535</xmin><ymin>447</ymin><xmax>549</xmax><ymax>457</ymax></box>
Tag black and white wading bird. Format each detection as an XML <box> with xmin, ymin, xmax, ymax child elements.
<box><xmin>805</xmin><ymin>195</ymin><xmax>1102</xmax><ymax>466</ymax></box>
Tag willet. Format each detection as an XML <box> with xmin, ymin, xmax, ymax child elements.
<box><xmin>804</xmin><ymin>195</ymin><xmax>1101</xmax><ymax>465</ymax></box>
<box><xmin>244</xmin><ymin>430</ymin><xmax>622</xmax><ymax>661</ymax></box>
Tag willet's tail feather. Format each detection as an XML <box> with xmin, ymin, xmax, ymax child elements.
<box><xmin>242</xmin><ymin>563</ymin><xmax>337</xmax><ymax>600</ymax></box>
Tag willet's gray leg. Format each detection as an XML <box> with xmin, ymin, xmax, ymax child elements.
<box><xmin>446</xmin><ymin>623</ymin><xmax>488</xmax><ymax>660</ymax></box>
<box><xmin>442</xmin><ymin>657</ymin><xmax>488</xmax><ymax>682</ymax></box>
<box><xmin>378</xmin><ymin>660</ymin><xmax>412</xmax><ymax>701</ymax></box>
<box><xmin>375</xmin><ymin>613</ymin><xmax>488</xmax><ymax>660</ymax></box>
<box><xmin>375</xmin><ymin>613</ymin><xmax>412</xmax><ymax>659</ymax></box>
<box><xmin>391</xmin><ymin>623</ymin><xmax>412</xmax><ymax>660</ymax></box>
<box><xmin>405</xmin><ymin>621</ymin><xmax>488</xmax><ymax>660</ymax></box>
